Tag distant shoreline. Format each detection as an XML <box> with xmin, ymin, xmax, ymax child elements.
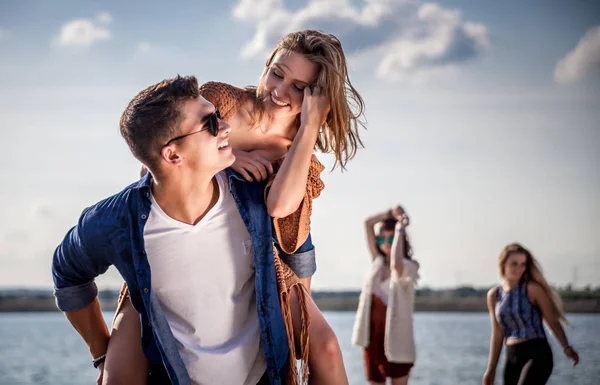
<box><xmin>1</xmin><ymin>288</ymin><xmax>599</xmax><ymax>313</ymax></box>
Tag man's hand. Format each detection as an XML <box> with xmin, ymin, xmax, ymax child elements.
<box><xmin>96</xmin><ymin>362</ymin><xmax>105</xmax><ymax>385</ymax></box>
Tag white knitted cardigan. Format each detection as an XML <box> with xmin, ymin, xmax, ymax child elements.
<box><xmin>351</xmin><ymin>256</ymin><xmax>419</xmax><ymax>363</ymax></box>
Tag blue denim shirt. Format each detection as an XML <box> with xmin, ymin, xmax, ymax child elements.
<box><xmin>52</xmin><ymin>169</ymin><xmax>304</xmax><ymax>385</ymax></box>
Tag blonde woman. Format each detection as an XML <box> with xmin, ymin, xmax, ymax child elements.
<box><xmin>353</xmin><ymin>206</ymin><xmax>419</xmax><ymax>385</ymax></box>
<box><xmin>100</xmin><ymin>30</ymin><xmax>365</xmax><ymax>385</ymax></box>
<box><xmin>483</xmin><ymin>243</ymin><xmax>580</xmax><ymax>385</ymax></box>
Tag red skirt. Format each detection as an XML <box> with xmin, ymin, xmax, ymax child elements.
<box><xmin>363</xmin><ymin>294</ymin><xmax>413</xmax><ymax>382</ymax></box>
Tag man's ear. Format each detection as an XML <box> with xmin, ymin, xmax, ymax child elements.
<box><xmin>161</xmin><ymin>145</ymin><xmax>183</xmax><ymax>166</ymax></box>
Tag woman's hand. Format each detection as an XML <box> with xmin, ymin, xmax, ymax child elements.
<box><xmin>300</xmin><ymin>85</ymin><xmax>330</xmax><ymax>130</ymax></box>
<box><xmin>391</xmin><ymin>206</ymin><xmax>409</xmax><ymax>228</ymax></box>
<box><xmin>231</xmin><ymin>149</ymin><xmax>274</xmax><ymax>182</ymax></box>
<box><xmin>482</xmin><ymin>369</ymin><xmax>495</xmax><ymax>385</ymax></box>
<box><xmin>564</xmin><ymin>346</ymin><xmax>580</xmax><ymax>366</ymax></box>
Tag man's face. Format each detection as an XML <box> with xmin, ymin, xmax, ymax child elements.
<box><xmin>166</xmin><ymin>96</ymin><xmax>234</xmax><ymax>174</ymax></box>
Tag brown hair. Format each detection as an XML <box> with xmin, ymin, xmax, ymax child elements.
<box><xmin>255</xmin><ymin>29</ymin><xmax>366</xmax><ymax>169</ymax></box>
<box><xmin>377</xmin><ymin>218</ymin><xmax>414</xmax><ymax>260</ymax></box>
<box><xmin>499</xmin><ymin>243</ymin><xmax>567</xmax><ymax>324</ymax></box>
<box><xmin>120</xmin><ymin>75</ymin><xmax>200</xmax><ymax>170</ymax></box>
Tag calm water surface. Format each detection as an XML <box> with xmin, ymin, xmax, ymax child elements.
<box><xmin>0</xmin><ymin>312</ymin><xmax>598</xmax><ymax>384</ymax></box>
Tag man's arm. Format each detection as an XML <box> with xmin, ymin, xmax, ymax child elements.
<box><xmin>65</xmin><ymin>298</ymin><xmax>110</xmax><ymax>359</ymax></box>
<box><xmin>52</xmin><ymin>214</ymin><xmax>112</xmax><ymax>363</ymax></box>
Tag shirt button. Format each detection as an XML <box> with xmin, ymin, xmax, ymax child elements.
<box><xmin>141</xmin><ymin>214</ymin><xmax>147</xmax><ymax>220</ymax></box>
<box><xmin>143</xmin><ymin>288</ymin><xmax>149</xmax><ymax>293</ymax></box>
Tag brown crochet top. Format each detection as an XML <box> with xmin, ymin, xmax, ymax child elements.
<box><xmin>199</xmin><ymin>81</ymin><xmax>325</xmax><ymax>254</ymax></box>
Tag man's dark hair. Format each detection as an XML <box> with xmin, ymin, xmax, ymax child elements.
<box><xmin>120</xmin><ymin>75</ymin><xmax>200</xmax><ymax>169</ymax></box>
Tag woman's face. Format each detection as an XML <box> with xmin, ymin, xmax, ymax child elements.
<box><xmin>262</xmin><ymin>50</ymin><xmax>320</xmax><ymax>120</ymax></box>
<box><xmin>377</xmin><ymin>229</ymin><xmax>395</xmax><ymax>257</ymax></box>
<box><xmin>503</xmin><ymin>252</ymin><xmax>527</xmax><ymax>282</ymax></box>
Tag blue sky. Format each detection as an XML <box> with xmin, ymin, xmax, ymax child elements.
<box><xmin>1</xmin><ymin>0</ymin><xmax>599</xmax><ymax>290</ymax></box>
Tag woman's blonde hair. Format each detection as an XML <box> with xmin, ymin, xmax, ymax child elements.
<box><xmin>499</xmin><ymin>243</ymin><xmax>567</xmax><ymax>325</ymax></box>
<box><xmin>255</xmin><ymin>29</ymin><xmax>366</xmax><ymax>169</ymax></box>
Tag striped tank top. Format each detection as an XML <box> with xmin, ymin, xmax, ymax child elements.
<box><xmin>495</xmin><ymin>281</ymin><xmax>546</xmax><ymax>341</ymax></box>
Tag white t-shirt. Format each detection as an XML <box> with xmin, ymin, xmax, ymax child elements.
<box><xmin>144</xmin><ymin>171</ymin><xmax>265</xmax><ymax>385</ymax></box>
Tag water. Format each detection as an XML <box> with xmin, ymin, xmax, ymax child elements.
<box><xmin>0</xmin><ymin>312</ymin><xmax>598</xmax><ymax>385</ymax></box>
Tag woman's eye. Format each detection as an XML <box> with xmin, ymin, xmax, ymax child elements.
<box><xmin>272</xmin><ymin>70</ymin><xmax>283</xmax><ymax>78</ymax></box>
<box><xmin>294</xmin><ymin>85</ymin><xmax>305</xmax><ymax>92</ymax></box>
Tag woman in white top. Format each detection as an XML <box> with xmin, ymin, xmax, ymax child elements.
<box><xmin>352</xmin><ymin>206</ymin><xmax>419</xmax><ymax>385</ymax></box>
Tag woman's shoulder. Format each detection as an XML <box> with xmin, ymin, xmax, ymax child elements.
<box><xmin>487</xmin><ymin>286</ymin><xmax>500</xmax><ymax>301</ymax></box>
<box><xmin>525</xmin><ymin>280</ymin><xmax>545</xmax><ymax>300</ymax></box>
<box><xmin>199</xmin><ymin>82</ymin><xmax>255</xmax><ymax>121</ymax></box>
<box><xmin>198</xmin><ymin>81</ymin><xmax>245</xmax><ymax>94</ymax></box>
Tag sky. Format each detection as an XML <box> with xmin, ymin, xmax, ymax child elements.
<box><xmin>0</xmin><ymin>0</ymin><xmax>599</xmax><ymax>291</ymax></box>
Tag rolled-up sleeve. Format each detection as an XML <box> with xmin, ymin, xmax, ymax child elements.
<box><xmin>277</xmin><ymin>233</ymin><xmax>317</xmax><ymax>279</ymax></box>
<box><xmin>52</xmin><ymin>210</ymin><xmax>110</xmax><ymax>312</ymax></box>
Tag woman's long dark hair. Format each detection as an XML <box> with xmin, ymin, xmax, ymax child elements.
<box><xmin>376</xmin><ymin>218</ymin><xmax>413</xmax><ymax>261</ymax></box>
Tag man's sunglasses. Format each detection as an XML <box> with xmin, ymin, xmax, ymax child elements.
<box><xmin>376</xmin><ymin>236</ymin><xmax>395</xmax><ymax>246</ymax></box>
<box><xmin>163</xmin><ymin>108</ymin><xmax>221</xmax><ymax>147</ymax></box>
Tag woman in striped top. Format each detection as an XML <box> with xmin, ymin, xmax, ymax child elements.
<box><xmin>483</xmin><ymin>243</ymin><xmax>580</xmax><ymax>385</ymax></box>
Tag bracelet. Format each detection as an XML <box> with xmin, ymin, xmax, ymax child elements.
<box><xmin>563</xmin><ymin>345</ymin><xmax>573</xmax><ymax>353</ymax></box>
<box><xmin>93</xmin><ymin>354</ymin><xmax>106</xmax><ymax>369</ymax></box>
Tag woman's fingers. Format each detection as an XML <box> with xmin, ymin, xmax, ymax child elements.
<box><xmin>231</xmin><ymin>163</ymin><xmax>253</xmax><ymax>182</ymax></box>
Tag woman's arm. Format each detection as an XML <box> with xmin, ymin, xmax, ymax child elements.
<box><xmin>364</xmin><ymin>210</ymin><xmax>391</xmax><ymax>259</ymax></box>
<box><xmin>483</xmin><ymin>288</ymin><xmax>504</xmax><ymax>385</ymax></box>
<box><xmin>390</xmin><ymin>221</ymin><xmax>406</xmax><ymax>277</ymax></box>
<box><xmin>266</xmin><ymin>87</ymin><xmax>329</xmax><ymax>218</ymax></box>
<box><xmin>527</xmin><ymin>282</ymin><xmax>580</xmax><ymax>365</ymax></box>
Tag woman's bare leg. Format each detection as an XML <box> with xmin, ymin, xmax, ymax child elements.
<box><xmin>102</xmin><ymin>297</ymin><xmax>149</xmax><ymax>385</ymax></box>
<box><xmin>290</xmin><ymin>288</ymin><xmax>349</xmax><ymax>385</ymax></box>
<box><xmin>299</xmin><ymin>276</ymin><xmax>312</xmax><ymax>292</ymax></box>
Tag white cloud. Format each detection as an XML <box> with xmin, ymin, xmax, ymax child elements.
<box><xmin>231</xmin><ymin>0</ymin><xmax>488</xmax><ymax>82</ymax></box>
<box><xmin>554</xmin><ymin>25</ymin><xmax>600</xmax><ymax>84</ymax></box>
<box><xmin>56</xmin><ymin>13</ymin><xmax>112</xmax><ymax>47</ymax></box>
<box><xmin>233</xmin><ymin>0</ymin><xmax>284</xmax><ymax>21</ymax></box>
<box><xmin>376</xmin><ymin>3</ymin><xmax>489</xmax><ymax>81</ymax></box>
